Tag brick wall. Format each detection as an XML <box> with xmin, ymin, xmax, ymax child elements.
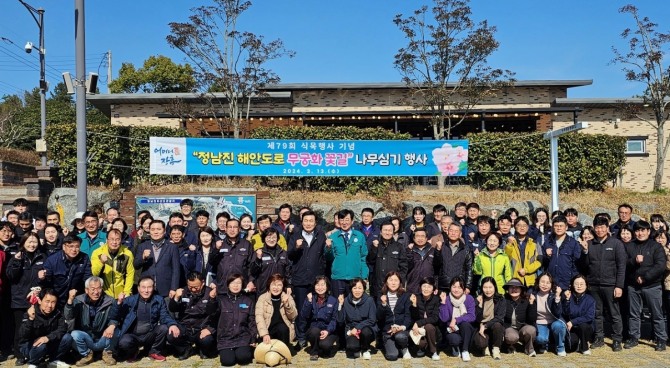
<box><xmin>0</xmin><ymin>161</ymin><xmax>36</xmax><ymax>186</ymax></box>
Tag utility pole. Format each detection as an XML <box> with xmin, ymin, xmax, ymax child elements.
<box><xmin>18</xmin><ymin>0</ymin><xmax>47</xmax><ymax>167</ymax></box>
<box><xmin>107</xmin><ymin>50</ymin><xmax>112</xmax><ymax>93</ymax></box>
<box><xmin>543</xmin><ymin>122</ymin><xmax>589</xmax><ymax>213</ymax></box>
<box><xmin>75</xmin><ymin>0</ymin><xmax>87</xmax><ymax>211</ymax></box>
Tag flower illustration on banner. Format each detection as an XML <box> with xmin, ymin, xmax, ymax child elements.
<box><xmin>432</xmin><ymin>143</ymin><xmax>468</xmax><ymax>176</ymax></box>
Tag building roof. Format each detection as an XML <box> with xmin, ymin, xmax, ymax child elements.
<box><xmin>553</xmin><ymin>97</ymin><xmax>646</xmax><ymax>108</ymax></box>
<box><xmin>264</xmin><ymin>80</ymin><xmax>593</xmax><ymax>90</ymax></box>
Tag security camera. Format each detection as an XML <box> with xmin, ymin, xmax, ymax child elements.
<box><xmin>25</xmin><ymin>41</ymin><xmax>33</xmax><ymax>53</ymax></box>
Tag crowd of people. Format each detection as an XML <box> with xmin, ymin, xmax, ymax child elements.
<box><xmin>0</xmin><ymin>197</ymin><xmax>668</xmax><ymax>367</ymax></box>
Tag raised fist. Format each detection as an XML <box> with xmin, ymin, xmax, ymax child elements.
<box><xmin>555</xmin><ymin>286</ymin><xmax>562</xmax><ymax>297</ymax></box>
<box><xmin>410</xmin><ymin>224</ymin><xmax>416</xmax><ymax>232</ymax></box>
<box><xmin>99</xmin><ymin>253</ymin><xmax>109</xmax><ymax>264</ymax></box>
<box><xmin>142</xmin><ymin>249</ymin><xmax>151</xmax><ymax>260</ymax></box>
<box><xmin>529</xmin><ymin>293</ymin><xmax>536</xmax><ymax>305</ymax></box>
<box><xmin>281</xmin><ymin>292</ymin><xmax>290</xmax><ymax>304</ymax></box>
<box><xmin>440</xmin><ymin>292</ymin><xmax>447</xmax><ymax>304</ymax></box>
<box><xmin>216</xmin><ymin>240</ymin><xmax>223</xmax><ymax>249</ymax></box>
<box><xmin>175</xmin><ymin>288</ymin><xmax>184</xmax><ymax>300</ymax></box>
<box><xmin>295</xmin><ymin>239</ymin><xmax>303</xmax><ymax>248</ymax></box>
<box><xmin>37</xmin><ymin>270</ymin><xmax>45</xmax><ymax>280</ymax></box>
<box><xmin>117</xmin><ymin>293</ymin><xmax>126</xmax><ymax>305</ymax></box>
<box><xmin>325</xmin><ymin>239</ymin><xmax>332</xmax><ymax>248</ymax></box>
<box><xmin>407</xmin><ymin>243</ymin><xmax>414</xmax><ymax>250</ymax></box>
<box><xmin>476</xmin><ymin>295</ymin><xmax>483</xmax><ymax>306</ymax></box>
<box><xmin>14</xmin><ymin>251</ymin><xmax>22</xmax><ymax>260</ymax></box>
<box><xmin>372</xmin><ymin>239</ymin><xmax>379</xmax><ymax>248</ymax></box>
<box><xmin>307</xmin><ymin>293</ymin><xmax>313</xmax><ymax>303</ymax></box>
<box><xmin>338</xmin><ymin>294</ymin><xmax>345</xmax><ymax>305</ymax></box>
<box><xmin>564</xmin><ymin>290</ymin><xmax>571</xmax><ymax>300</ymax></box>
<box><xmin>410</xmin><ymin>294</ymin><xmax>417</xmax><ymax>306</ymax></box>
<box><xmin>436</xmin><ymin>241</ymin><xmax>443</xmax><ymax>251</ymax></box>
<box><xmin>288</xmin><ymin>224</ymin><xmax>295</xmax><ymax>233</ymax></box>
<box><xmin>189</xmin><ymin>244</ymin><xmax>197</xmax><ymax>252</ymax></box>
<box><xmin>68</xmin><ymin>289</ymin><xmax>78</xmax><ymax>301</ymax></box>
<box><xmin>380</xmin><ymin>295</ymin><xmax>387</xmax><ymax>305</ymax></box>
<box><xmin>209</xmin><ymin>285</ymin><xmax>217</xmax><ymax>299</ymax></box>
<box><xmin>256</xmin><ymin>249</ymin><xmax>263</xmax><ymax>259</ymax></box>
<box><xmin>27</xmin><ymin>305</ymin><xmax>36</xmax><ymax>320</ymax></box>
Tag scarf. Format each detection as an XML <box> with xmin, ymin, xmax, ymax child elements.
<box><xmin>449</xmin><ymin>293</ymin><xmax>467</xmax><ymax>320</ymax></box>
<box><xmin>481</xmin><ymin>297</ymin><xmax>495</xmax><ymax>324</ymax></box>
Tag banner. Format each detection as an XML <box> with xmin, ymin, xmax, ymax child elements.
<box><xmin>150</xmin><ymin>137</ymin><xmax>468</xmax><ymax>177</ymax></box>
<box><xmin>135</xmin><ymin>195</ymin><xmax>256</xmax><ymax>229</ymax></box>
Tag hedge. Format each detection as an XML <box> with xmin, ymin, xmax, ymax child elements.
<box><xmin>250</xmin><ymin>126</ymin><xmax>416</xmax><ymax>195</ymax></box>
<box><xmin>466</xmin><ymin>132</ymin><xmax>627</xmax><ymax>191</ymax></box>
<box><xmin>46</xmin><ymin>123</ymin><xmax>190</xmax><ymax>186</ymax></box>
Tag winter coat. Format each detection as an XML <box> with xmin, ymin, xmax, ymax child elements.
<box><xmin>249</xmin><ymin>246</ymin><xmax>291</xmax><ymax>295</ymax></box>
<box><xmin>287</xmin><ymin>230</ymin><xmax>327</xmax><ymax>287</ymax></box>
<box><xmin>439</xmin><ymin>294</ymin><xmax>476</xmax><ymax>324</ymax></box>
<box><xmin>251</xmin><ymin>233</ymin><xmax>287</xmax><ymax>251</ymax></box>
<box><xmin>6</xmin><ymin>251</ymin><xmax>46</xmax><ymax>309</ymax></box>
<box><xmin>436</xmin><ymin>239</ymin><xmax>474</xmax><ymax>292</ymax></box>
<box><xmin>542</xmin><ymin>235</ymin><xmax>581</xmax><ymax>290</ymax></box>
<box><xmin>299</xmin><ymin>295</ymin><xmax>338</xmax><ymax>334</ymax></box>
<box><xmin>377</xmin><ymin>292</ymin><xmax>412</xmax><ymax>332</ymax></box>
<box><xmin>255</xmin><ymin>291</ymin><xmax>297</xmax><ymax>341</ymax></box>
<box><xmin>505</xmin><ymin>237</ymin><xmax>542</xmax><ymax>287</ymax></box>
<box><xmin>326</xmin><ymin>229</ymin><xmax>369</xmax><ymax>280</ymax></box>
<box><xmin>580</xmin><ymin>235</ymin><xmax>627</xmax><ymax>288</ymax></box>
<box><xmin>91</xmin><ymin>244</ymin><xmax>135</xmax><ymax>298</ymax></box>
<box><xmin>18</xmin><ymin>308</ymin><xmax>67</xmax><ymax>345</ymax></box>
<box><xmin>663</xmin><ymin>244</ymin><xmax>670</xmax><ymax>291</ymax></box>
<box><xmin>209</xmin><ymin>237</ymin><xmax>254</xmax><ymax>294</ymax></box>
<box><xmin>77</xmin><ymin>231</ymin><xmax>107</xmax><ymax>259</ymax></box>
<box><xmin>473</xmin><ymin>248</ymin><xmax>513</xmax><ymax>294</ymax></box>
<box><xmin>180</xmin><ymin>245</ymin><xmax>215</xmax><ymax>280</ymax></box>
<box><xmin>625</xmin><ymin>238</ymin><xmax>667</xmax><ymax>288</ymax></box>
<box><xmin>43</xmin><ymin>251</ymin><xmax>92</xmax><ymax>308</ymax></box>
<box><xmin>503</xmin><ymin>296</ymin><xmax>537</xmax><ymax>329</ymax></box>
<box><xmin>168</xmin><ymin>286</ymin><xmax>218</xmax><ymax>333</ymax></box>
<box><xmin>64</xmin><ymin>294</ymin><xmax>118</xmax><ymax>339</ymax></box>
<box><xmin>117</xmin><ymin>294</ymin><xmax>177</xmax><ymax>336</ymax></box>
<box><xmin>337</xmin><ymin>292</ymin><xmax>377</xmax><ymax>333</ymax></box>
<box><xmin>367</xmin><ymin>239</ymin><xmax>408</xmax><ymax>295</ymax></box>
<box><xmin>475</xmin><ymin>295</ymin><xmax>506</xmax><ymax>329</ymax></box>
<box><xmin>217</xmin><ymin>292</ymin><xmax>257</xmax><ymax>350</ymax></box>
<box><xmin>410</xmin><ymin>293</ymin><xmax>440</xmax><ymax>328</ymax></box>
<box><xmin>562</xmin><ymin>292</ymin><xmax>595</xmax><ymax>327</ymax></box>
<box><xmin>406</xmin><ymin>245</ymin><xmax>439</xmax><ymax>294</ymax></box>
<box><xmin>134</xmin><ymin>240</ymin><xmax>181</xmax><ymax>297</ymax></box>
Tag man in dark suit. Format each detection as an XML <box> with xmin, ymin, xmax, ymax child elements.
<box><xmin>134</xmin><ymin>220</ymin><xmax>181</xmax><ymax>299</ymax></box>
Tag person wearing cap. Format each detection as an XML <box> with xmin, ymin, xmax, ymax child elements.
<box><xmin>409</xmin><ymin>276</ymin><xmax>441</xmax><ymax>360</ymax></box>
<box><xmin>70</xmin><ymin>211</ymin><xmax>86</xmax><ymax>236</ymax></box>
<box><xmin>502</xmin><ymin>278</ymin><xmax>537</xmax><ymax>356</ymax></box>
<box><xmin>439</xmin><ymin>276</ymin><xmax>476</xmax><ymax>362</ymax></box>
<box><xmin>474</xmin><ymin>276</ymin><xmax>506</xmax><ymax>360</ymax></box>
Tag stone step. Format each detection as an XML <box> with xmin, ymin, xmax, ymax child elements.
<box><xmin>0</xmin><ymin>186</ymin><xmax>28</xmax><ymax>197</ymax></box>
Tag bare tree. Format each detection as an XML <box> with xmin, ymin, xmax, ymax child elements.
<box><xmin>394</xmin><ymin>0</ymin><xmax>515</xmax><ymax>142</ymax></box>
<box><xmin>0</xmin><ymin>96</ymin><xmax>31</xmax><ymax>148</ymax></box>
<box><xmin>612</xmin><ymin>4</ymin><xmax>670</xmax><ymax>191</ymax></box>
<box><xmin>166</xmin><ymin>0</ymin><xmax>294</xmax><ymax>138</ymax></box>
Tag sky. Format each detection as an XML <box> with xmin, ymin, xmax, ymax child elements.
<box><xmin>0</xmin><ymin>0</ymin><xmax>668</xmax><ymax>100</ymax></box>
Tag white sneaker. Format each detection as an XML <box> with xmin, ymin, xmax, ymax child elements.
<box><xmin>582</xmin><ymin>349</ymin><xmax>592</xmax><ymax>355</ymax></box>
<box><xmin>528</xmin><ymin>350</ymin><xmax>537</xmax><ymax>357</ymax></box>
<box><xmin>461</xmin><ymin>351</ymin><xmax>471</xmax><ymax>362</ymax></box>
<box><xmin>557</xmin><ymin>350</ymin><xmax>567</xmax><ymax>357</ymax></box>
<box><xmin>28</xmin><ymin>365</ymin><xmax>38</xmax><ymax>368</ymax></box>
<box><xmin>362</xmin><ymin>350</ymin><xmax>371</xmax><ymax>360</ymax></box>
<box><xmin>492</xmin><ymin>347</ymin><xmax>501</xmax><ymax>360</ymax></box>
<box><xmin>402</xmin><ymin>348</ymin><xmax>412</xmax><ymax>359</ymax></box>
<box><xmin>431</xmin><ymin>352</ymin><xmax>440</xmax><ymax>361</ymax></box>
<box><xmin>484</xmin><ymin>347</ymin><xmax>491</xmax><ymax>356</ymax></box>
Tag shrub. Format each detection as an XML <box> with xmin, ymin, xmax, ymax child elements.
<box><xmin>466</xmin><ymin>132</ymin><xmax>627</xmax><ymax>191</ymax></box>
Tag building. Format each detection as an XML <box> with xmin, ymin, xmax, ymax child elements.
<box><xmin>87</xmin><ymin>80</ymin><xmax>668</xmax><ymax>191</ymax></box>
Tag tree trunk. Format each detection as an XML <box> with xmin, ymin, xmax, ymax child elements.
<box><xmin>654</xmin><ymin>124</ymin><xmax>666</xmax><ymax>191</ymax></box>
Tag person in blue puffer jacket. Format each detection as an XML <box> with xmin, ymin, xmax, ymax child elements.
<box><xmin>299</xmin><ymin>276</ymin><xmax>338</xmax><ymax>361</ymax></box>
<box><xmin>561</xmin><ymin>274</ymin><xmax>595</xmax><ymax>355</ymax></box>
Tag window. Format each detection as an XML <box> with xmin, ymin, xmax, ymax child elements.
<box><xmin>626</xmin><ymin>138</ymin><xmax>646</xmax><ymax>155</ymax></box>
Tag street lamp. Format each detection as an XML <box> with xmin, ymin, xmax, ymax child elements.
<box><xmin>18</xmin><ymin>0</ymin><xmax>47</xmax><ymax>167</ymax></box>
